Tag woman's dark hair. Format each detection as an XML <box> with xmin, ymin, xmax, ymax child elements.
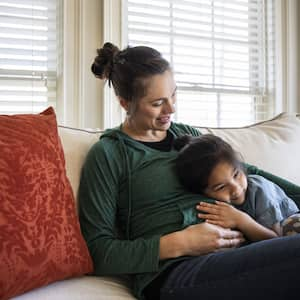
<box><xmin>91</xmin><ymin>42</ymin><xmax>171</xmax><ymax>112</ymax></box>
<box><xmin>174</xmin><ymin>134</ymin><xmax>245</xmax><ymax>194</ymax></box>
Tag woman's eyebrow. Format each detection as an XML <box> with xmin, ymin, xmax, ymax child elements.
<box><xmin>150</xmin><ymin>86</ymin><xmax>178</xmax><ymax>102</ymax></box>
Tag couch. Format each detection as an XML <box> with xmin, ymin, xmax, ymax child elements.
<box><xmin>4</xmin><ymin>111</ymin><xmax>300</xmax><ymax>299</ymax></box>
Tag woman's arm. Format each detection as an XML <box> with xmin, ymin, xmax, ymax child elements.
<box><xmin>159</xmin><ymin>221</ymin><xmax>245</xmax><ymax>259</ymax></box>
<box><xmin>197</xmin><ymin>201</ymin><xmax>278</xmax><ymax>241</ymax></box>
<box><xmin>79</xmin><ymin>142</ymin><xmax>161</xmax><ymax>275</ymax></box>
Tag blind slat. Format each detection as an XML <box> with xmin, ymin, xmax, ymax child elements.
<box><xmin>0</xmin><ymin>0</ymin><xmax>56</xmax><ymax>8</ymax></box>
<box><xmin>0</xmin><ymin>15</ymin><xmax>55</xmax><ymax>27</ymax></box>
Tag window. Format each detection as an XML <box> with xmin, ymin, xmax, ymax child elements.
<box><xmin>123</xmin><ymin>0</ymin><xmax>276</xmax><ymax>127</ymax></box>
<box><xmin>0</xmin><ymin>0</ymin><xmax>61</xmax><ymax>114</ymax></box>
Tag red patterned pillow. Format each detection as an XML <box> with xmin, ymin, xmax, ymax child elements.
<box><xmin>0</xmin><ymin>107</ymin><xmax>93</xmax><ymax>299</ymax></box>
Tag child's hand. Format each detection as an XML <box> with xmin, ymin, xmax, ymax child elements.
<box><xmin>196</xmin><ymin>201</ymin><xmax>244</xmax><ymax>229</ymax></box>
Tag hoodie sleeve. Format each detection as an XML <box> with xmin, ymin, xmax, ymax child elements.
<box><xmin>78</xmin><ymin>140</ymin><xmax>161</xmax><ymax>275</ymax></box>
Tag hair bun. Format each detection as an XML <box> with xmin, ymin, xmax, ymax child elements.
<box><xmin>173</xmin><ymin>135</ymin><xmax>193</xmax><ymax>151</ymax></box>
<box><xmin>91</xmin><ymin>42</ymin><xmax>120</xmax><ymax>79</ymax></box>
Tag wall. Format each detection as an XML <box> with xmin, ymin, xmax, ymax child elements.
<box><xmin>58</xmin><ymin>0</ymin><xmax>103</xmax><ymax>129</ymax></box>
<box><xmin>276</xmin><ymin>0</ymin><xmax>300</xmax><ymax>114</ymax></box>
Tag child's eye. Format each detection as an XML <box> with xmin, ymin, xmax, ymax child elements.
<box><xmin>215</xmin><ymin>185</ymin><xmax>225</xmax><ymax>191</ymax></box>
<box><xmin>233</xmin><ymin>170</ymin><xmax>240</xmax><ymax>178</ymax></box>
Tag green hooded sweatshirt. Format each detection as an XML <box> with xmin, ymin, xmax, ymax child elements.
<box><xmin>78</xmin><ymin>122</ymin><xmax>300</xmax><ymax>300</ymax></box>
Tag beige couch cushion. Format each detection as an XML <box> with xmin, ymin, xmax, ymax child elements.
<box><xmin>58</xmin><ymin>126</ymin><xmax>101</xmax><ymax>205</ymax></box>
<box><xmin>203</xmin><ymin>113</ymin><xmax>300</xmax><ymax>185</ymax></box>
<box><xmin>13</xmin><ymin>276</ymin><xmax>135</xmax><ymax>300</ymax></box>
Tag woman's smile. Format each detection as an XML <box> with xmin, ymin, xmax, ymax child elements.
<box><xmin>157</xmin><ymin>115</ymin><xmax>171</xmax><ymax>125</ymax></box>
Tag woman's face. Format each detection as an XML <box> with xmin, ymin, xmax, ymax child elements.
<box><xmin>129</xmin><ymin>70</ymin><xmax>177</xmax><ymax>132</ymax></box>
<box><xmin>204</xmin><ymin>161</ymin><xmax>248</xmax><ymax>206</ymax></box>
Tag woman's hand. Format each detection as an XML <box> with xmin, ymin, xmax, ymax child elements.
<box><xmin>196</xmin><ymin>201</ymin><xmax>245</xmax><ymax>229</ymax></box>
<box><xmin>159</xmin><ymin>222</ymin><xmax>245</xmax><ymax>260</ymax></box>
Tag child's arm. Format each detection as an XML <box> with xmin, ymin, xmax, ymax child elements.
<box><xmin>197</xmin><ymin>201</ymin><xmax>279</xmax><ymax>241</ymax></box>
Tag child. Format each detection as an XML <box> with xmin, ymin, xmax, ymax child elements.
<box><xmin>174</xmin><ymin>134</ymin><xmax>300</xmax><ymax>241</ymax></box>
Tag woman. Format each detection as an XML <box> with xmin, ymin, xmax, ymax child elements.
<box><xmin>78</xmin><ymin>42</ymin><xmax>300</xmax><ymax>300</ymax></box>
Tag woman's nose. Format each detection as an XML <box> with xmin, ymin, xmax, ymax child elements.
<box><xmin>164</xmin><ymin>99</ymin><xmax>175</xmax><ymax>114</ymax></box>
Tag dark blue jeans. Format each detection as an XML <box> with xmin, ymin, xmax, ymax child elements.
<box><xmin>160</xmin><ymin>235</ymin><xmax>300</xmax><ymax>300</ymax></box>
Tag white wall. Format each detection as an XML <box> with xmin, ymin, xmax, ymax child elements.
<box><xmin>276</xmin><ymin>0</ymin><xmax>300</xmax><ymax>114</ymax></box>
<box><xmin>102</xmin><ymin>0</ymin><xmax>124</xmax><ymax>128</ymax></box>
<box><xmin>58</xmin><ymin>0</ymin><xmax>103</xmax><ymax>129</ymax></box>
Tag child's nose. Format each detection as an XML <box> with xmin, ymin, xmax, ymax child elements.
<box><xmin>231</xmin><ymin>185</ymin><xmax>240</xmax><ymax>198</ymax></box>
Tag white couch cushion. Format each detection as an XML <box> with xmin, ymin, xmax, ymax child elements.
<box><xmin>13</xmin><ymin>276</ymin><xmax>136</xmax><ymax>300</ymax></box>
<box><xmin>58</xmin><ymin>126</ymin><xmax>101</xmax><ymax>206</ymax></box>
<box><xmin>203</xmin><ymin>113</ymin><xmax>300</xmax><ymax>185</ymax></box>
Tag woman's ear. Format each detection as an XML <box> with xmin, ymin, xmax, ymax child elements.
<box><xmin>119</xmin><ymin>97</ymin><xmax>129</xmax><ymax>112</ymax></box>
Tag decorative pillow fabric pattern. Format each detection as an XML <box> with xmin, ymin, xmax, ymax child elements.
<box><xmin>0</xmin><ymin>107</ymin><xmax>93</xmax><ymax>299</ymax></box>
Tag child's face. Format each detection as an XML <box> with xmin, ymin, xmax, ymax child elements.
<box><xmin>204</xmin><ymin>161</ymin><xmax>248</xmax><ymax>206</ymax></box>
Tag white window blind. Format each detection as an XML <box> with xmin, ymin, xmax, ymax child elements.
<box><xmin>124</xmin><ymin>0</ymin><xmax>276</xmax><ymax>127</ymax></box>
<box><xmin>0</xmin><ymin>0</ymin><xmax>61</xmax><ymax>114</ymax></box>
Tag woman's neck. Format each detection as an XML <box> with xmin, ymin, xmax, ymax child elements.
<box><xmin>121</xmin><ymin>119</ymin><xmax>167</xmax><ymax>142</ymax></box>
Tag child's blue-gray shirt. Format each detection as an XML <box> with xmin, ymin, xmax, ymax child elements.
<box><xmin>237</xmin><ymin>175</ymin><xmax>299</xmax><ymax>228</ymax></box>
